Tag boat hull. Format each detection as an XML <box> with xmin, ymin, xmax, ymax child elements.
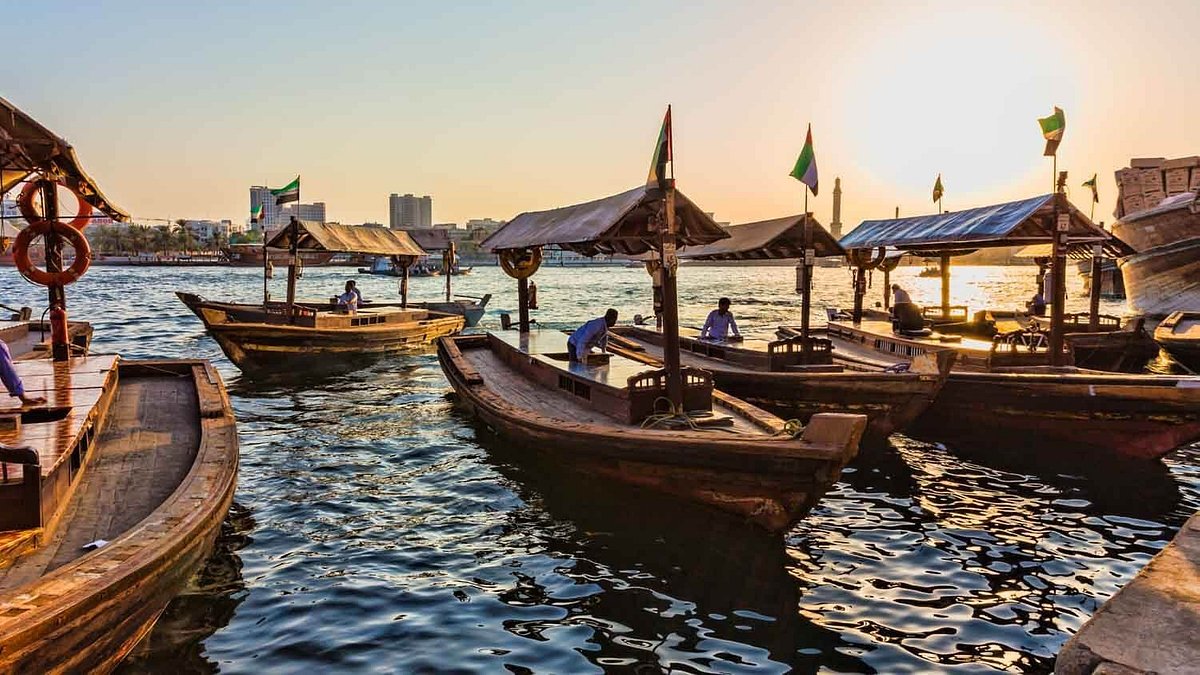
<box><xmin>1155</xmin><ymin>311</ymin><xmax>1200</xmax><ymax>371</ymax></box>
<box><xmin>438</xmin><ymin>334</ymin><xmax>865</xmax><ymax>532</ymax></box>
<box><xmin>0</xmin><ymin>360</ymin><xmax>239</xmax><ymax>673</ymax></box>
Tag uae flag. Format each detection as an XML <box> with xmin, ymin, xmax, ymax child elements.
<box><xmin>1082</xmin><ymin>173</ymin><xmax>1099</xmax><ymax>203</ymax></box>
<box><xmin>789</xmin><ymin>124</ymin><xmax>818</xmax><ymax>196</ymax></box>
<box><xmin>272</xmin><ymin>176</ymin><xmax>300</xmax><ymax>205</ymax></box>
<box><xmin>646</xmin><ymin>105</ymin><xmax>672</xmax><ymax>191</ymax></box>
<box><xmin>932</xmin><ymin>174</ymin><xmax>944</xmax><ymax>203</ymax></box>
<box><xmin>1038</xmin><ymin>107</ymin><xmax>1065</xmax><ymax>156</ymax></box>
<box><xmin>250</xmin><ymin>203</ymin><xmax>264</xmax><ymax>223</ymax></box>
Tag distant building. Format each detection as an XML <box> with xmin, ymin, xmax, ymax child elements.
<box><xmin>249</xmin><ymin>186</ymin><xmax>283</xmax><ymax>233</ymax></box>
<box><xmin>830</xmin><ymin>177</ymin><xmax>843</xmax><ymax>240</ymax></box>
<box><xmin>389</xmin><ymin>193</ymin><xmax>432</xmax><ymax>229</ymax></box>
<box><xmin>282</xmin><ymin>201</ymin><xmax>327</xmax><ymax>223</ymax></box>
<box><xmin>184</xmin><ymin>219</ymin><xmax>243</xmax><ymax>245</ymax></box>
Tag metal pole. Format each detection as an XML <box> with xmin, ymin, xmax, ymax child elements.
<box><xmin>661</xmin><ymin>186</ymin><xmax>683</xmax><ymax>408</ymax></box>
<box><xmin>800</xmin><ymin>197</ymin><xmax>813</xmax><ymax>361</ymax></box>
<box><xmin>1089</xmin><ymin>242</ymin><xmax>1103</xmax><ymax>330</ymax></box>
<box><xmin>1049</xmin><ymin>177</ymin><xmax>1069</xmax><ymax>366</ymax></box>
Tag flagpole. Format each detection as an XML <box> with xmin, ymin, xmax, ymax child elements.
<box><xmin>800</xmin><ymin>189</ymin><xmax>812</xmax><ymax>360</ymax></box>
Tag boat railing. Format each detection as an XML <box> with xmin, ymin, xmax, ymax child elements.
<box><xmin>767</xmin><ymin>336</ymin><xmax>833</xmax><ymax>370</ymax></box>
<box><xmin>923</xmin><ymin>305</ymin><xmax>969</xmax><ymax>322</ymax></box>
<box><xmin>627</xmin><ymin>367</ymin><xmax>713</xmax><ymax>421</ymax></box>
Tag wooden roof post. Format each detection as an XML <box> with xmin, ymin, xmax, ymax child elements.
<box><xmin>41</xmin><ymin>180</ymin><xmax>68</xmax><ymax>362</ymax></box>
<box><xmin>444</xmin><ymin>241</ymin><xmax>455</xmax><ymax>302</ymax></box>
<box><xmin>1089</xmin><ymin>241</ymin><xmax>1104</xmax><ymax>330</ymax></box>
<box><xmin>940</xmin><ymin>253</ymin><xmax>951</xmax><ymax>318</ymax></box>
<box><xmin>1049</xmin><ymin>173</ymin><xmax>1069</xmax><ymax>366</ymax></box>
<box><xmin>801</xmin><ymin>211</ymin><xmax>814</xmax><ymax>360</ymax></box>
<box><xmin>661</xmin><ymin>185</ymin><xmax>684</xmax><ymax>408</ymax></box>
<box><xmin>285</xmin><ymin>217</ymin><xmax>299</xmax><ymax>324</ymax></box>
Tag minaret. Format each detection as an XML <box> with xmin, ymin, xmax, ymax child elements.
<box><xmin>830</xmin><ymin>177</ymin><xmax>843</xmax><ymax>240</ymax></box>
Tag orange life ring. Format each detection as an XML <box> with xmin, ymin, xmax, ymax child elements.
<box><xmin>13</xmin><ymin>220</ymin><xmax>92</xmax><ymax>286</ymax></box>
<box><xmin>18</xmin><ymin>179</ymin><xmax>94</xmax><ymax>230</ymax></box>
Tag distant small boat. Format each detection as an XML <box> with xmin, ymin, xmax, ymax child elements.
<box><xmin>1155</xmin><ymin>311</ymin><xmax>1200</xmax><ymax>371</ymax></box>
<box><xmin>357</xmin><ymin>257</ymin><xmax>440</xmax><ymax>277</ymax></box>
<box><xmin>918</xmin><ymin>262</ymin><xmax>941</xmax><ymax>277</ymax></box>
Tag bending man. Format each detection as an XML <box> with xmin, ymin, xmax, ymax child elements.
<box><xmin>567</xmin><ymin>308</ymin><xmax>618</xmax><ymax>362</ymax></box>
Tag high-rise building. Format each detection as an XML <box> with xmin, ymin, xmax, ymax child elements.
<box><xmin>830</xmin><ymin>177</ymin><xmax>843</xmax><ymax>240</ymax></box>
<box><xmin>282</xmin><ymin>201</ymin><xmax>327</xmax><ymax>223</ymax></box>
<box><xmin>249</xmin><ymin>186</ymin><xmax>284</xmax><ymax>232</ymax></box>
<box><xmin>389</xmin><ymin>193</ymin><xmax>432</xmax><ymax>229</ymax></box>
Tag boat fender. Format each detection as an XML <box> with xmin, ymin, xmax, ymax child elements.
<box><xmin>13</xmin><ymin>219</ymin><xmax>93</xmax><ymax>286</ymax></box>
<box><xmin>296</xmin><ymin>255</ymin><xmax>304</xmax><ymax>279</ymax></box>
<box><xmin>18</xmin><ymin>179</ymin><xmax>94</xmax><ymax>230</ymax></box>
<box><xmin>266</xmin><ymin>260</ymin><xmax>274</xmax><ymax>279</ymax></box>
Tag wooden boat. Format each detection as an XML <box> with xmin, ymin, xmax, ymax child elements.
<box><xmin>1110</xmin><ymin>186</ymin><xmax>1200</xmax><ymax>317</ymax></box>
<box><xmin>607</xmin><ymin>325</ymin><xmax>953</xmax><ymax>445</ymax></box>
<box><xmin>779</xmin><ymin>319</ymin><xmax>1200</xmax><ymax>460</ymax></box>
<box><xmin>225</xmin><ymin>243</ymin><xmax>334</xmax><ymax>267</ymax></box>
<box><xmin>177</xmin><ymin>291</ymin><xmax>463</xmax><ymax>375</ymax></box>
<box><xmin>178</xmin><ymin>291</ymin><xmax>490</xmax><ymax>329</ymax></box>
<box><xmin>833</xmin><ymin>189</ymin><xmax>1200</xmax><ymax>460</ymax></box>
<box><xmin>357</xmin><ymin>257</ymin><xmax>440</xmax><ymax>277</ymax></box>
<box><xmin>1155</xmin><ymin>311</ymin><xmax>1200</xmax><ymax>371</ymax></box>
<box><xmin>0</xmin><ymin>356</ymin><xmax>239</xmax><ymax>673</ymax></box>
<box><xmin>440</xmin><ymin>331</ymin><xmax>865</xmax><ymax>532</ymax></box>
<box><xmin>451</xmin><ymin>158</ymin><xmax>869</xmax><ymax>532</ymax></box>
<box><xmin>178</xmin><ymin>220</ymin><xmax>465</xmax><ymax>374</ymax></box>
<box><xmin>1</xmin><ymin>315</ymin><xmax>93</xmax><ymax>359</ymax></box>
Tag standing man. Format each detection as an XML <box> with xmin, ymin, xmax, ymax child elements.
<box><xmin>567</xmin><ymin>309</ymin><xmax>618</xmax><ymax>362</ymax></box>
<box><xmin>700</xmin><ymin>297</ymin><xmax>741</xmax><ymax>341</ymax></box>
<box><xmin>1</xmin><ymin>339</ymin><xmax>46</xmax><ymax>406</ymax></box>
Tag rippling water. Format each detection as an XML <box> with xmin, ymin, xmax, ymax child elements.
<box><xmin>3</xmin><ymin>263</ymin><xmax>1195</xmax><ymax>673</ymax></box>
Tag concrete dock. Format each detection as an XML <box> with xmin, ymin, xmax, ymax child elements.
<box><xmin>1057</xmin><ymin>510</ymin><xmax>1200</xmax><ymax>674</ymax></box>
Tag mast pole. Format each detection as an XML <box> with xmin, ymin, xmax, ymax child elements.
<box><xmin>800</xmin><ymin>192</ymin><xmax>813</xmax><ymax>360</ymax></box>
<box><xmin>1089</xmin><ymin>241</ymin><xmax>1103</xmax><ymax>329</ymax></box>
<box><xmin>42</xmin><ymin>181</ymin><xmax>68</xmax><ymax>362</ymax></box>
<box><xmin>661</xmin><ymin>184</ymin><xmax>683</xmax><ymax>408</ymax></box>
<box><xmin>1049</xmin><ymin>173</ymin><xmax>1069</xmax><ymax>366</ymax></box>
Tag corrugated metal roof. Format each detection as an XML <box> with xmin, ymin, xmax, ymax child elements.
<box><xmin>266</xmin><ymin>221</ymin><xmax>427</xmax><ymax>256</ymax></box>
<box><xmin>0</xmin><ymin>96</ymin><xmax>129</xmax><ymax>222</ymax></box>
<box><xmin>839</xmin><ymin>194</ymin><xmax>1131</xmax><ymax>256</ymax></box>
<box><xmin>404</xmin><ymin>228</ymin><xmax>451</xmax><ymax>251</ymax></box>
<box><xmin>681</xmin><ymin>214</ymin><xmax>844</xmax><ymax>260</ymax></box>
<box><xmin>482</xmin><ymin>185</ymin><xmax>728</xmax><ymax>256</ymax></box>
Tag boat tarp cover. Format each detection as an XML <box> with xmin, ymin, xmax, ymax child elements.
<box><xmin>839</xmin><ymin>194</ymin><xmax>1132</xmax><ymax>257</ymax></box>
<box><xmin>482</xmin><ymin>185</ymin><xmax>728</xmax><ymax>256</ymax></box>
<box><xmin>266</xmin><ymin>221</ymin><xmax>427</xmax><ymax>257</ymax></box>
<box><xmin>0</xmin><ymin>96</ymin><xmax>129</xmax><ymax>221</ymax></box>
<box><xmin>681</xmin><ymin>214</ymin><xmax>844</xmax><ymax>260</ymax></box>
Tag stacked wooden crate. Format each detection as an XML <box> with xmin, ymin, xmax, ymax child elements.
<box><xmin>1115</xmin><ymin>156</ymin><xmax>1200</xmax><ymax>218</ymax></box>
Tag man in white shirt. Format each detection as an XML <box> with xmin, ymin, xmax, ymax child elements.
<box><xmin>337</xmin><ymin>280</ymin><xmax>365</xmax><ymax>313</ymax></box>
<box><xmin>701</xmin><ymin>297</ymin><xmax>741</xmax><ymax>341</ymax></box>
<box><xmin>891</xmin><ymin>284</ymin><xmax>913</xmax><ymax>306</ymax></box>
<box><xmin>568</xmin><ymin>309</ymin><xmax>618</xmax><ymax>362</ymax></box>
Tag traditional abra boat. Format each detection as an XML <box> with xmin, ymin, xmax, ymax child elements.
<box><xmin>603</xmin><ymin>213</ymin><xmax>955</xmax><ymax>445</ymax></box>
<box><xmin>178</xmin><ymin>219</ymin><xmax>464</xmax><ymax>375</ymax></box>
<box><xmin>440</xmin><ymin>147</ymin><xmax>867</xmax><ymax>532</ymax></box>
<box><xmin>1155</xmin><ymin>311</ymin><xmax>1200</xmax><ymax>372</ymax></box>
<box><xmin>352</xmin><ymin>239</ymin><xmax>489</xmax><ymax>326</ymax></box>
<box><xmin>1</xmin><ymin>311</ymin><xmax>93</xmax><ymax>359</ymax></box>
<box><xmin>817</xmin><ymin>184</ymin><xmax>1200</xmax><ymax>460</ymax></box>
<box><xmin>0</xmin><ymin>94</ymin><xmax>239</xmax><ymax>672</ymax></box>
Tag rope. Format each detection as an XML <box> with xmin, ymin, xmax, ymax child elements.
<box><xmin>640</xmin><ymin>396</ymin><xmax>738</xmax><ymax>433</ymax></box>
<box><xmin>774</xmin><ymin>418</ymin><xmax>805</xmax><ymax>438</ymax></box>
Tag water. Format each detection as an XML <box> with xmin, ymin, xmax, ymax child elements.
<box><xmin>3</xmin><ymin>263</ymin><xmax>1195</xmax><ymax>673</ymax></box>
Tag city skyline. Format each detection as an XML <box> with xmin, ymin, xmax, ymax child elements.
<box><xmin>7</xmin><ymin>1</ymin><xmax>1200</xmax><ymax>231</ymax></box>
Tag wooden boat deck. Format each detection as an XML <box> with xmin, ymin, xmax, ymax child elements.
<box><xmin>0</xmin><ymin>320</ymin><xmax>92</xmax><ymax>360</ymax></box>
<box><xmin>0</xmin><ymin>373</ymin><xmax>197</xmax><ymax>591</ymax></box>
<box><xmin>473</xmin><ymin>330</ymin><xmax>764</xmax><ymax>435</ymax></box>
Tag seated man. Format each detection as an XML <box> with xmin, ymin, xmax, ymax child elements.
<box><xmin>1028</xmin><ymin>289</ymin><xmax>1047</xmax><ymax>317</ymax></box>
<box><xmin>890</xmin><ymin>283</ymin><xmax>926</xmax><ymax>332</ymax></box>
<box><xmin>337</xmin><ymin>280</ymin><xmax>366</xmax><ymax>313</ymax></box>
<box><xmin>2</xmin><ymin>338</ymin><xmax>46</xmax><ymax>406</ymax></box>
<box><xmin>567</xmin><ymin>308</ymin><xmax>618</xmax><ymax>363</ymax></box>
<box><xmin>701</xmin><ymin>297</ymin><xmax>741</xmax><ymax>341</ymax></box>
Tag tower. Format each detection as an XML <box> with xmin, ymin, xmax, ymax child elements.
<box><xmin>830</xmin><ymin>177</ymin><xmax>843</xmax><ymax>240</ymax></box>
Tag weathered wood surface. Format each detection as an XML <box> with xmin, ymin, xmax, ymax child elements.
<box><xmin>176</xmin><ymin>292</ymin><xmax>463</xmax><ymax>373</ymax></box>
<box><xmin>0</xmin><ymin>320</ymin><xmax>93</xmax><ymax>360</ymax></box>
<box><xmin>608</xmin><ymin>326</ymin><xmax>952</xmax><ymax>445</ymax></box>
<box><xmin>801</xmin><ymin>323</ymin><xmax>1200</xmax><ymax>459</ymax></box>
<box><xmin>1057</xmin><ymin>510</ymin><xmax>1200</xmax><ymax>674</ymax></box>
<box><xmin>437</xmin><ymin>333</ymin><xmax>866</xmax><ymax>532</ymax></box>
<box><xmin>1155</xmin><ymin>311</ymin><xmax>1200</xmax><ymax>371</ymax></box>
<box><xmin>0</xmin><ymin>360</ymin><xmax>239</xmax><ymax>674</ymax></box>
<box><xmin>1117</xmin><ymin>237</ymin><xmax>1200</xmax><ymax>318</ymax></box>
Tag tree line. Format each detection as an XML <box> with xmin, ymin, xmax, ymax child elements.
<box><xmin>86</xmin><ymin>220</ymin><xmax>262</xmax><ymax>255</ymax></box>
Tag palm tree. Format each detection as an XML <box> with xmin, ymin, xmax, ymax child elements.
<box><xmin>173</xmin><ymin>220</ymin><xmax>197</xmax><ymax>253</ymax></box>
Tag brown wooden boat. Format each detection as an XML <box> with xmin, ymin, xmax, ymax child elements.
<box><xmin>1155</xmin><ymin>310</ymin><xmax>1200</xmax><ymax>371</ymax></box>
<box><xmin>440</xmin><ymin>331</ymin><xmax>865</xmax><ymax>532</ymax></box>
<box><xmin>224</xmin><ymin>242</ymin><xmax>334</xmax><ymax>267</ymax></box>
<box><xmin>780</xmin><ymin>320</ymin><xmax>1200</xmax><ymax>460</ymax></box>
<box><xmin>178</xmin><ymin>220</ymin><xmax>465</xmax><ymax>375</ymax></box>
<box><xmin>1</xmin><ymin>316</ymin><xmax>93</xmax><ymax>359</ymax></box>
<box><xmin>606</xmin><ymin>325</ymin><xmax>953</xmax><ymax>445</ymax></box>
<box><xmin>0</xmin><ymin>356</ymin><xmax>239</xmax><ymax>673</ymax></box>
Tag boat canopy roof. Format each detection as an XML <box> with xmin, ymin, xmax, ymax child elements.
<box><xmin>680</xmin><ymin>214</ymin><xmax>844</xmax><ymax>260</ymax></box>
<box><xmin>0</xmin><ymin>96</ymin><xmax>129</xmax><ymax>222</ymax></box>
<box><xmin>404</xmin><ymin>228</ymin><xmax>451</xmax><ymax>251</ymax></box>
<box><xmin>839</xmin><ymin>194</ymin><xmax>1132</xmax><ymax>257</ymax></box>
<box><xmin>482</xmin><ymin>185</ymin><xmax>727</xmax><ymax>256</ymax></box>
<box><xmin>266</xmin><ymin>220</ymin><xmax>427</xmax><ymax>257</ymax></box>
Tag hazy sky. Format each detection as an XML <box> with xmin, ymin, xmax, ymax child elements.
<box><xmin>7</xmin><ymin>0</ymin><xmax>1200</xmax><ymax>229</ymax></box>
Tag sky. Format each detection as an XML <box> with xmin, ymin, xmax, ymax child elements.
<box><xmin>6</xmin><ymin>0</ymin><xmax>1200</xmax><ymax>230</ymax></box>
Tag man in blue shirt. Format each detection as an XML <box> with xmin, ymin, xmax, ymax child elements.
<box><xmin>1</xmin><ymin>339</ymin><xmax>45</xmax><ymax>406</ymax></box>
<box><xmin>568</xmin><ymin>309</ymin><xmax>618</xmax><ymax>362</ymax></box>
<box><xmin>701</xmin><ymin>297</ymin><xmax>741</xmax><ymax>341</ymax></box>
